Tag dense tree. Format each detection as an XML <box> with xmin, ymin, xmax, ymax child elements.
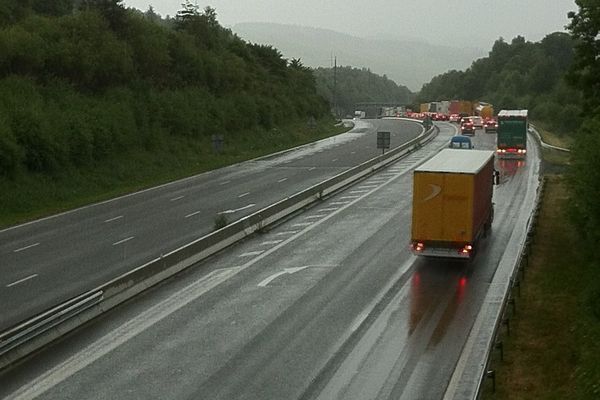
<box><xmin>0</xmin><ymin>4</ymin><xmax>329</xmax><ymax>177</ymax></box>
<box><xmin>418</xmin><ymin>32</ymin><xmax>579</xmax><ymax>133</ymax></box>
<box><xmin>566</xmin><ymin>0</ymin><xmax>600</xmax><ymax>258</ymax></box>
<box><xmin>313</xmin><ymin>66</ymin><xmax>414</xmax><ymax>116</ymax></box>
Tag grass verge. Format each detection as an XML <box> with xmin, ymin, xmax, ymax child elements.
<box><xmin>0</xmin><ymin>117</ymin><xmax>348</xmax><ymax>228</ymax></box>
<box><xmin>482</xmin><ymin>164</ymin><xmax>600</xmax><ymax>397</ymax></box>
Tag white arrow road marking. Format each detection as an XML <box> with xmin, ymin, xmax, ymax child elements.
<box><xmin>4</xmin><ymin>267</ymin><xmax>242</xmax><ymax>400</ymax></box>
<box><xmin>258</xmin><ymin>266</ymin><xmax>310</xmax><ymax>287</ymax></box>
<box><xmin>219</xmin><ymin>204</ymin><xmax>256</xmax><ymax>215</ymax></box>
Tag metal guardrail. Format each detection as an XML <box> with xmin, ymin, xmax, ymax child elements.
<box><xmin>442</xmin><ymin>126</ymin><xmax>545</xmax><ymax>400</ymax></box>
<box><xmin>0</xmin><ymin>120</ymin><xmax>438</xmax><ymax>371</ymax></box>
<box><xmin>529</xmin><ymin>123</ymin><xmax>570</xmax><ymax>152</ymax></box>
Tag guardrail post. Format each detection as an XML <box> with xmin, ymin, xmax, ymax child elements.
<box><xmin>503</xmin><ymin>317</ymin><xmax>510</xmax><ymax>336</ymax></box>
<box><xmin>495</xmin><ymin>340</ymin><xmax>504</xmax><ymax>361</ymax></box>
<box><xmin>486</xmin><ymin>370</ymin><xmax>496</xmax><ymax>393</ymax></box>
<box><xmin>508</xmin><ymin>297</ymin><xmax>516</xmax><ymax>315</ymax></box>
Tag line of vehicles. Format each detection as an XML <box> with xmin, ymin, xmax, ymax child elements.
<box><xmin>410</xmin><ymin>109</ymin><xmax>529</xmax><ymax>261</ymax></box>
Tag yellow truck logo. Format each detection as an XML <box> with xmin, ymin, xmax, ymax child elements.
<box><xmin>422</xmin><ymin>184</ymin><xmax>442</xmax><ymax>202</ymax></box>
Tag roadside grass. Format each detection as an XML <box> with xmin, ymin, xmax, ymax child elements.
<box><xmin>0</xmin><ymin>118</ymin><xmax>348</xmax><ymax>228</ymax></box>
<box><xmin>533</xmin><ymin>122</ymin><xmax>573</xmax><ymax>149</ymax></box>
<box><xmin>482</xmin><ymin>146</ymin><xmax>600</xmax><ymax>398</ymax></box>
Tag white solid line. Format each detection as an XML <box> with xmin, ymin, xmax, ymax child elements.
<box><xmin>6</xmin><ymin>274</ymin><xmax>38</xmax><ymax>288</ymax></box>
<box><xmin>13</xmin><ymin>243</ymin><xmax>40</xmax><ymax>253</ymax></box>
<box><xmin>238</xmin><ymin>192</ymin><xmax>250</xmax><ymax>198</ymax></box>
<box><xmin>113</xmin><ymin>237</ymin><xmax>134</xmax><ymax>246</ymax></box>
<box><xmin>260</xmin><ymin>240</ymin><xmax>284</xmax><ymax>246</ymax></box>
<box><xmin>219</xmin><ymin>180</ymin><xmax>230</xmax><ymax>185</ymax></box>
<box><xmin>104</xmin><ymin>216</ymin><xmax>123</xmax><ymax>223</ymax></box>
<box><xmin>292</xmin><ymin>222</ymin><xmax>313</xmax><ymax>227</ymax></box>
<box><xmin>239</xmin><ymin>250</ymin><xmax>265</xmax><ymax>257</ymax></box>
<box><xmin>185</xmin><ymin>211</ymin><xmax>201</xmax><ymax>218</ymax></box>
<box><xmin>170</xmin><ymin>196</ymin><xmax>184</xmax><ymax>202</ymax></box>
<box><xmin>277</xmin><ymin>178</ymin><xmax>288</xmax><ymax>183</ymax></box>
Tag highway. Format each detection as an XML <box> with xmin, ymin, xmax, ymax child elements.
<box><xmin>0</xmin><ymin>119</ymin><xmax>422</xmax><ymax>331</ymax></box>
<box><xmin>0</xmin><ymin>122</ymin><xmax>541</xmax><ymax>400</ymax></box>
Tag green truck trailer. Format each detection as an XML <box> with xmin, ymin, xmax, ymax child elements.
<box><xmin>496</xmin><ymin>110</ymin><xmax>528</xmax><ymax>159</ymax></box>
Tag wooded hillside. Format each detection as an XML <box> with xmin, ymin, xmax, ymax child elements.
<box><xmin>0</xmin><ymin>0</ymin><xmax>329</xmax><ymax>178</ymax></box>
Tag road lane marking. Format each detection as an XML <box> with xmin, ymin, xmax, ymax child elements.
<box><xmin>219</xmin><ymin>180</ymin><xmax>230</xmax><ymax>186</ymax></box>
<box><xmin>304</xmin><ymin>214</ymin><xmax>326</xmax><ymax>220</ymax></box>
<box><xmin>260</xmin><ymin>240</ymin><xmax>284</xmax><ymax>246</ymax></box>
<box><xmin>258</xmin><ymin>266</ymin><xmax>310</xmax><ymax>287</ymax></box>
<box><xmin>339</xmin><ymin>195</ymin><xmax>361</xmax><ymax>200</ymax></box>
<box><xmin>170</xmin><ymin>196</ymin><xmax>184</xmax><ymax>202</ymax></box>
<box><xmin>6</xmin><ymin>167</ymin><xmax>413</xmax><ymax>400</ymax></box>
<box><xmin>277</xmin><ymin>178</ymin><xmax>288</xmax><ymax>183</ymax></box>
<box><xmin>358</xmin><ymin>185</ymin><xmax>379</xmax><ymax>189</ymax></box>
<box><xmin>113</xmin><ymin>237</ymin><xmax>134</xmax><ymax>246</ymax></box>
<box><xmin>219</xmin><ymin>204</ymin><xmax>256</xmax><ymax>214</ymax></box>
<box><xmin>104</xmin><ymin>216</ymin><xmax>123</xmax><ymax>223</ymax></box>
<box><xmin>332</xmin><ymin>159</ymin><xmax>338</xmax><ymax>162</ymax></box>
<box><xmin>318</xmin><ymin>208</ymin><xmax>339</xmax><ymax>212</ymax></box>
<box><xmin>185</xmin><ymin>211</ymin><xmax>201</xmax><ymax>218</ymax></box>
<box><xmin>6</xmin><ymin>274</ymin><xmax>38</xmax><ymax>288</ymax></box>
<box><xmin>13</xmin><ymin>243</ymin><xmax>40</xmax><ymax>253</ymax></box>
<box><xmin>275</xmin><ymin>231</ymin><xmax>299</xmax><ymax>236</ymax></box>
<box><xmin>349</xmin><ymin>190</ymin><xmax>370</xmax><ymax>194</ymax></box>
<box><xmin>238</xmin><ymin>192</ymin><xmax>250</xmax><ymax>198</ymax></box>
<box><xmin>292</xmin><ymin>222</ymin><xmax>313</xmax><ymax>227</ymax></box>
<box><xmin>308</xmin><ymin>167</ymin><xmax>317</xmax><ymax>171</ymax></box>
<box><xmin>239</xmin><ymin>251</ymin><xmax>265</xmax><ymax>257</ymax></box>
<box><xmin>4</xmin><ymin>267</ymin><xmax>242</xmax><ymax>400</ymax></box>
<box><xmin>329</xmin><ymin>201</ymin><xmax>350</xmax><ymax>206</ymax></box>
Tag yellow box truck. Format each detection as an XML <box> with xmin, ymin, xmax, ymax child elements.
<box><xmin>410</xmin><ymin>149</ymin><xmax>495</xmax><ymax>259</ymax></box>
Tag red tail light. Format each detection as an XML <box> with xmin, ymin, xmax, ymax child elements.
<box><xmin>412</xmin><ymin>242</ymin><xmax>425</xmax><ymax>252</ymax></box>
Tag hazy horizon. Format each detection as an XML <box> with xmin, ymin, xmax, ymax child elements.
<box><xmin>123</xmin><ymin>0</ymin><xmax>577</xmax><ymax>49</ymax></box>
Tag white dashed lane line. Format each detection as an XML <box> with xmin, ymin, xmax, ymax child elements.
<box><xmin>6</xmin><ymin>274</ymin><xmax>38</xmax><ymax>288</ymax></box>
<box><xmin>277</xmin><ymin>178</ymin><xmax>288</xmax><ymax>183</ymax></box>
<box><xmin>219</xmin><ymin>180</ymin><xmax>230</xmax><ymax>186</ymax></box>
<box><xmin>170</xmin><ymin>196</ymin><xmax>184</xmax><ymax>202</ymax></box>
<box><xmin>13</xmin><ymin>243</ymin><xmax>40</xmax><ymax>253</ymax></box>
<box><xmin>292</xmin><ymin>222</ymin><xmax>313</xmax><ymax>228</ymax></box>
<box><xmin>304</xmin><ymin>214</ymin><xmax>327</xmax><ymax>220</ymax></box>
<box><xmin>185</xmin><ymin>211</ymin><xmax>201</xmax><ymax>218</ymax></box>
<box><xmin>113</xmin><ymin>237</ymin><xmax>134</xmax><ymax>246</ymax></box>
<box><xmin>238</xmin><ymin>192</ymin><xmax>250</xmax><ymax>198</ymax></box>
<box><xmin>275</xmin><ymin>231</ymin><xmax>299</xmax><ymax>236</ymax></box>
<box><xmin>104</xmin><ymin>216</ymin><xmax>123</xmax><ymax>223</ymax></box>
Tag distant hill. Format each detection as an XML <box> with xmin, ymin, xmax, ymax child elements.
<box><xmin>232</xmin><ymin>22</ymin><xmax>486</xmax><ymax>91</ymax></box>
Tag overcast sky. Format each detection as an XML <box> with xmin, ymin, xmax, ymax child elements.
<box><xmin>123</xmin><ymin>0</ymin><xmax>577</xmax><ymax>48</ymax></box>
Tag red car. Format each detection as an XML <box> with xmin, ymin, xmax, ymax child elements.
<box><xmin>461</xmin><ymin>121</ymin><xmax>475</xmax><ymax>135</ymax></box>
<box><xmin>484</xmin><ymin>118</ymin><xmax>498</xmax><ymax>133</ymax></box>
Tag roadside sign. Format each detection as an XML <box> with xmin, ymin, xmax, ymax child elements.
<box><xmin>377</xmin><ymin>131</ymin><xmax>391</xmax><ymax>154</ymax></box>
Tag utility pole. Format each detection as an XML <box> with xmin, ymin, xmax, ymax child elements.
<box><xmin>333</xmin><ymin>56</ymin><xmax>337</xmax><ymax>118</ymax></box>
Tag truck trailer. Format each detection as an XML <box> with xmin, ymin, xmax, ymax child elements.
<box><xmin>496</xmin><ymin>110</ymin><xmax>528</xmax><ymax>158</ymax></box>
<box><xmin>410</xmin><ymin>149</ymin><xmax>495</xmax><ymax>259</ymax></box>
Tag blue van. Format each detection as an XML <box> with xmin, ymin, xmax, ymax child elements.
<box><xmin>449</xmin><ymin>135</ymin><xmax>474</xmax><ymax>149</ymax></box>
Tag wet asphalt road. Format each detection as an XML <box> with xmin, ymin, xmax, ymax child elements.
<box><xmin>0</xmin><ymin>122</ymin><xmax>540</xmax><ymax>400</ymax></box>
